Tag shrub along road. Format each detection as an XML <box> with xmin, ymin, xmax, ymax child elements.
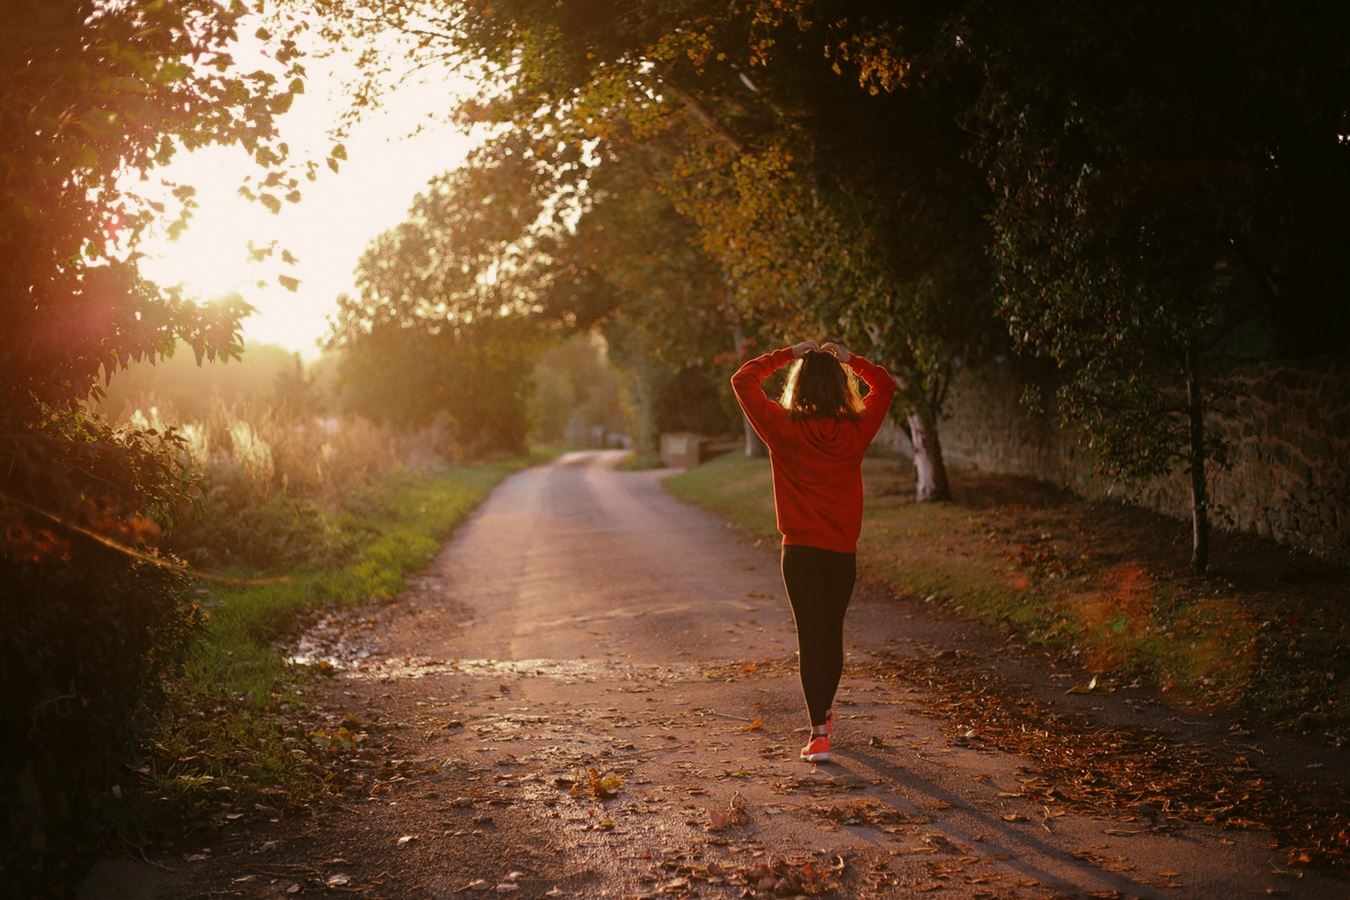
<box><xmin>87</xmin><ymin>451</ymin><xmax>1346</xmax><ymax>898</ymax></box>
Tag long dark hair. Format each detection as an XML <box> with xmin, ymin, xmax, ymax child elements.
<box><xmin>780</xmin><ymin>349</ymin><xmax>864</xmax><ymax>420</ymax></box>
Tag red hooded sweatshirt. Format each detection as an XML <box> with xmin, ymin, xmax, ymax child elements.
<box><xmin>730</xmin><ymin>347</ymin><xmax>898</xmax><ymax>554</ymax></box>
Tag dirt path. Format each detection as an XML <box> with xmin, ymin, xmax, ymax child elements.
<box><xmin>86</xmin><ymin>451</ymin><xmax>1344</xmax><ymax>898</ymax></box>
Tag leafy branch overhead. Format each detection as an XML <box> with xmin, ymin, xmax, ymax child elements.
<box><xmin>316</xmin><ymin>0</ymin><xmax>1350</xmax><ymax>545</ymax></box>
<box><xmin>315</xmin><ymin>0</ymin><xmax>1008</xmax><ymax>500</ymax></box>
<box><xmin>1</xmin><ymin>2</ymin><xmax>325</xmax><ymax>878</ymax></box>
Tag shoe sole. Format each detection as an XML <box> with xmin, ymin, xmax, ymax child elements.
<box><xmin>801</xmin><ymin>751</ymin><xmax>832</xmax><ymax>763</ymax></box>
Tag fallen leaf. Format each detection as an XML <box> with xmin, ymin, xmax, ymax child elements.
<box><xmin>708</xmin><ymin>796</ymin><xmax>749</xmax><ymax>831</ymax></box>
<box><xmin>742</xmin><ymin>716</ymin><xmax>764</xmax><ymax>732</ymax></box>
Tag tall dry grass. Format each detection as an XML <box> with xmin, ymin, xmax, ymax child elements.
<box><xmin>126</xmin><ymin>400</ymin><xmax>455</xmax><ymax>570</ymax></box>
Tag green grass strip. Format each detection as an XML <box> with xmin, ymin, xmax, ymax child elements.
<box><xmin>663</xmin><ymin>453</ymin><xmax>1347</xmax><ymax>742</ymax></box>
<box><xmin>146</xmin><ymin>455</ymin><xmax>541</xmax><ymax>818</ymax></box>
<box><xmin>188</xmin><ymin>460</ymin><xmax>527</xmax><ymax>701</ymax></box>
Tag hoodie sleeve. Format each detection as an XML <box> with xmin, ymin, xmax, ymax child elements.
<box><xmin>847</xmin><ymin>354</ymin><xmax>898</xmax><ymax>445</ymax></box>
<box><xmin>730</xmin><ymin>347</ymin><xmax>795</xmax><ymax>448</ymax></box>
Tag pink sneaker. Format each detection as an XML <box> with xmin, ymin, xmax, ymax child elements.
<box><xmin>800</xmin><ymin>735</ymin><xmax>832</xmax><ymax>763</ymax></box>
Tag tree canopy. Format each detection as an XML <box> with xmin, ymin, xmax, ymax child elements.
<box><xmin>957</xmin><ymin>0</ymin><xmax>1350</xmax><ymax>567</ymax></box>
<box><xmin>317</xmin><ymin>0</ymin><xmax>1013</xmax><ymax>497</ymax></box>
<box><xmin>327</xmin><ymin>155</ymin><xmax>551</xmax><ymax>452</ymax></box>
<box><xmin>1</xmin><ymin>0</ymin><xmax>315</xmax><ymax>554</ymax></box>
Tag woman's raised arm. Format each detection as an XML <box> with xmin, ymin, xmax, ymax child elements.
<box><xmin>730</xmin><ymin>341</ymin><xmax>815</xmax><ymax>446</ymax></box>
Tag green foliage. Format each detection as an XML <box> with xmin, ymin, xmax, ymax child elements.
<box><xmin>0</xmin><ymin>405</ymin><xmax>197</xmax><ymax>556</ymax></box>
<box><xmin>109</xmin><ymin>398</ymin><xmax>456</xmax><ymax>571</ymax></box>
<box><xmin>530</xmin><ymin>334</ymin><xmax>626</xmax><ymax>446</ymax></box>
<box><xmin>542</xmin><ymin>154</ymin><xmax>743</xmax><ymax>449</ymax></box>
<box><xmin>0</xmin><ymin>6</ymin><xmax>317</xmax><ymax>883</ymax></box>
<box><xmin>2</xmin><ymin>0</ymin><xmax>305</xmax><ymax>417</ymax></box>
<box><xmin>656</xmin><ymin>7</ymin><xmax>998</xmax><ymax>415</ymax></box>
<box><xmin>617</xmin><ymin>451</ymin><xmax>666</xmax><ymax>471</ymax></box>
<box><xmin>0</xmin><ymin>550</ymin><xmax>199</xmax><ymax>890</ymax></box>
<box><xmin>328</xmin><ymin>160</ymin><xmax>551</xmax><ymax>455</ymax></box>
<box><xmin>147</xmin><ymin>460</ymin><xmax>530</xmax><ymax>836</ymax></box>
<box><xmin>955</xmin><ymin>0</ymin><xmax>1350</xmax><ymax>564</ymax></box>
<box><xmin>319</xmin><ymin>0</ymin><xmax>1350</xmax><ymax>510</ymax></box>
<box><xmin>315</xmin><ymin>0</ymin><xmax>1003</xmax><ymax>496</ymax></box>
<box><xmin>176</xmin><ymin>485</ymin><xmax>334</xmax><ymax>573</ymax></box>
<box><xmin>566</xmin><ymin>156</ymin><xmax>733</xmax><ymax>368</ymax></box>
<box><xmin>608</xmin><ymin>322</ymin><xmax>740</xmax><ymax>450</ymax></box>
<box><xmin>333</xmin><ymin>318</ymin><xmax>539</xmax><ymax>456</ymax></box>
<box><xmin>1</xmin><ymin>0</ymin><xmax>313</xmax><ymax>563</ymax></box>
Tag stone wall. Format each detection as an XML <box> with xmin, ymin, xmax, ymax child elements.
<box><xmin>883</xmin><ymin>357</ymin><xmax>1350</xmax><ymax>563</ymax></box>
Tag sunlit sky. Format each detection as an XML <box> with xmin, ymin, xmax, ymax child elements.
<box><xmin>136</xmin><ymin>27</ymin><xmax>479</xmax><ymax>359</ymax></box>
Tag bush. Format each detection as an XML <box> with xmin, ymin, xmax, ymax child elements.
<box><xmin>0</xmin><ymin>395</ymin><xmax>469</xmax><ymax>892</ymax></box>
<box><xmin>132</xmin><ymin>402</ymin><xmax>448</xmax><ymax>571</ymax></box>
<box><xmin>0</xmin><ymin>549</ymin><xmax>199</xmax><ymax>892</ymax></box>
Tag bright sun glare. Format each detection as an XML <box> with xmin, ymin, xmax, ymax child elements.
<box><xmin>134</xmin><ymin>19</ymin><xmax>480</xmax><ymax>359</ymax></box>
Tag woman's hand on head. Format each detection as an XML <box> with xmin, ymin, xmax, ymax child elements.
<box><xmin>791</xmin><ymin>340</ymin><xmax>820</xmax><ymax>358</ymax></box>
<box><xmin>821</xmin><ymin>341</ymin><xmax>851</xmax><ymax>363</ymax></box>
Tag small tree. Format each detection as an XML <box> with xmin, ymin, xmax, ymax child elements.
<box><xmin>328</xmin><ymin>149</ymin><xmax>549</xmax><ymax>454</ymax></box>
<box><xmin>963</xmin><ymin>0</ymin><xmax>1350</xmax><ymax>570</ymax></box>
<box><xmin>530</xmin><ymin>334</ymin><xmax>626</xmax><ymax>446</ymax></box>
<box><xmin>545</xmin><ymin>153</ymin><xmax>753</xmax><ymax>454</ymax></box>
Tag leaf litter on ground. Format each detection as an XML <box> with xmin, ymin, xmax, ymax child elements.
<box><xmin>707</xmin><ymin>793</ymin><xmax>749</xmax><ymax>831</ymax></box>
<box><xmin>855</xmin><ymin>649</ymin><xmax>1349</xmax><ymax>871</ymax></box>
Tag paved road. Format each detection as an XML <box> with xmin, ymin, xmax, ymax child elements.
<box><xmin>102</xmin><ymin>451</ymin><xmax>1341</xmax><ymax>898</ymax></box>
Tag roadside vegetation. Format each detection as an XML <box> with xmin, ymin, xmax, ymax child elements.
<box><xmin>4</xmin><ymin>323</ymin><xmax>565</xmax><ymax>891</ymax></box>
<box><xmin>101</xmin><ymin>348</ymin><xmax>569</xmax><ymax>853</ymax></box>
<box><xmin>136</xmin><ymin>453</ymin><xmax>535</xmax><ymax>839</ymax></box>
<box><xmin>7</xmin><ymin>1</ymin><xmax>1346</xmax><ymax>893</ymax></box>
<box><xmin>667</xmin><ymin>453</ymin><xmax>1349</xmax><ymax>747</ymax></box>
<box><xmin>617</xmin><ymin>451</ymin><xmax>666</xmax><ymax>471</ymax></box>
<box><xmin>99</xmin><ymin>384</ymin><xmax>551</xmax><ymax>866</ymax></box>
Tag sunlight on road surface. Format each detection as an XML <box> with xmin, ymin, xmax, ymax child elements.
<box><xmin>287</xmin><ymin>653</ymin><xmax>703</xmax><ymax>683</ymax></box>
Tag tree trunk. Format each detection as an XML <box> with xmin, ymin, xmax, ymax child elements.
<box><xmin>906</xmin><ymin>406</ymin><xmax>951</xmax><ymax>502</ymax></box>
<box><xmin>1184</xmin><ymin>347</ymin><xmax>1210</xmax><ymax>572</ymax></box>
<box><xmin>731</xmin><ymin>322</ymin><xmax>768</xmax><ymax>458</ymax></box>
<box><xmin>743</xmin><ymin>415</ymin><xmax>767</xmax><ymax>458</ymax></box>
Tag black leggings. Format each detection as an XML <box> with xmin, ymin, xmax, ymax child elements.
<box><xmin>781</xmin><ymin>544</ymin><xmax>857</xmax><ymax>727</ymax></box>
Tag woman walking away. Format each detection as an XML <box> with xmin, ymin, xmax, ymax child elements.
<box><xmin>731</xmin><ymin>339</ymin><xmax>897</xmax><ymax>763</ymax></box>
